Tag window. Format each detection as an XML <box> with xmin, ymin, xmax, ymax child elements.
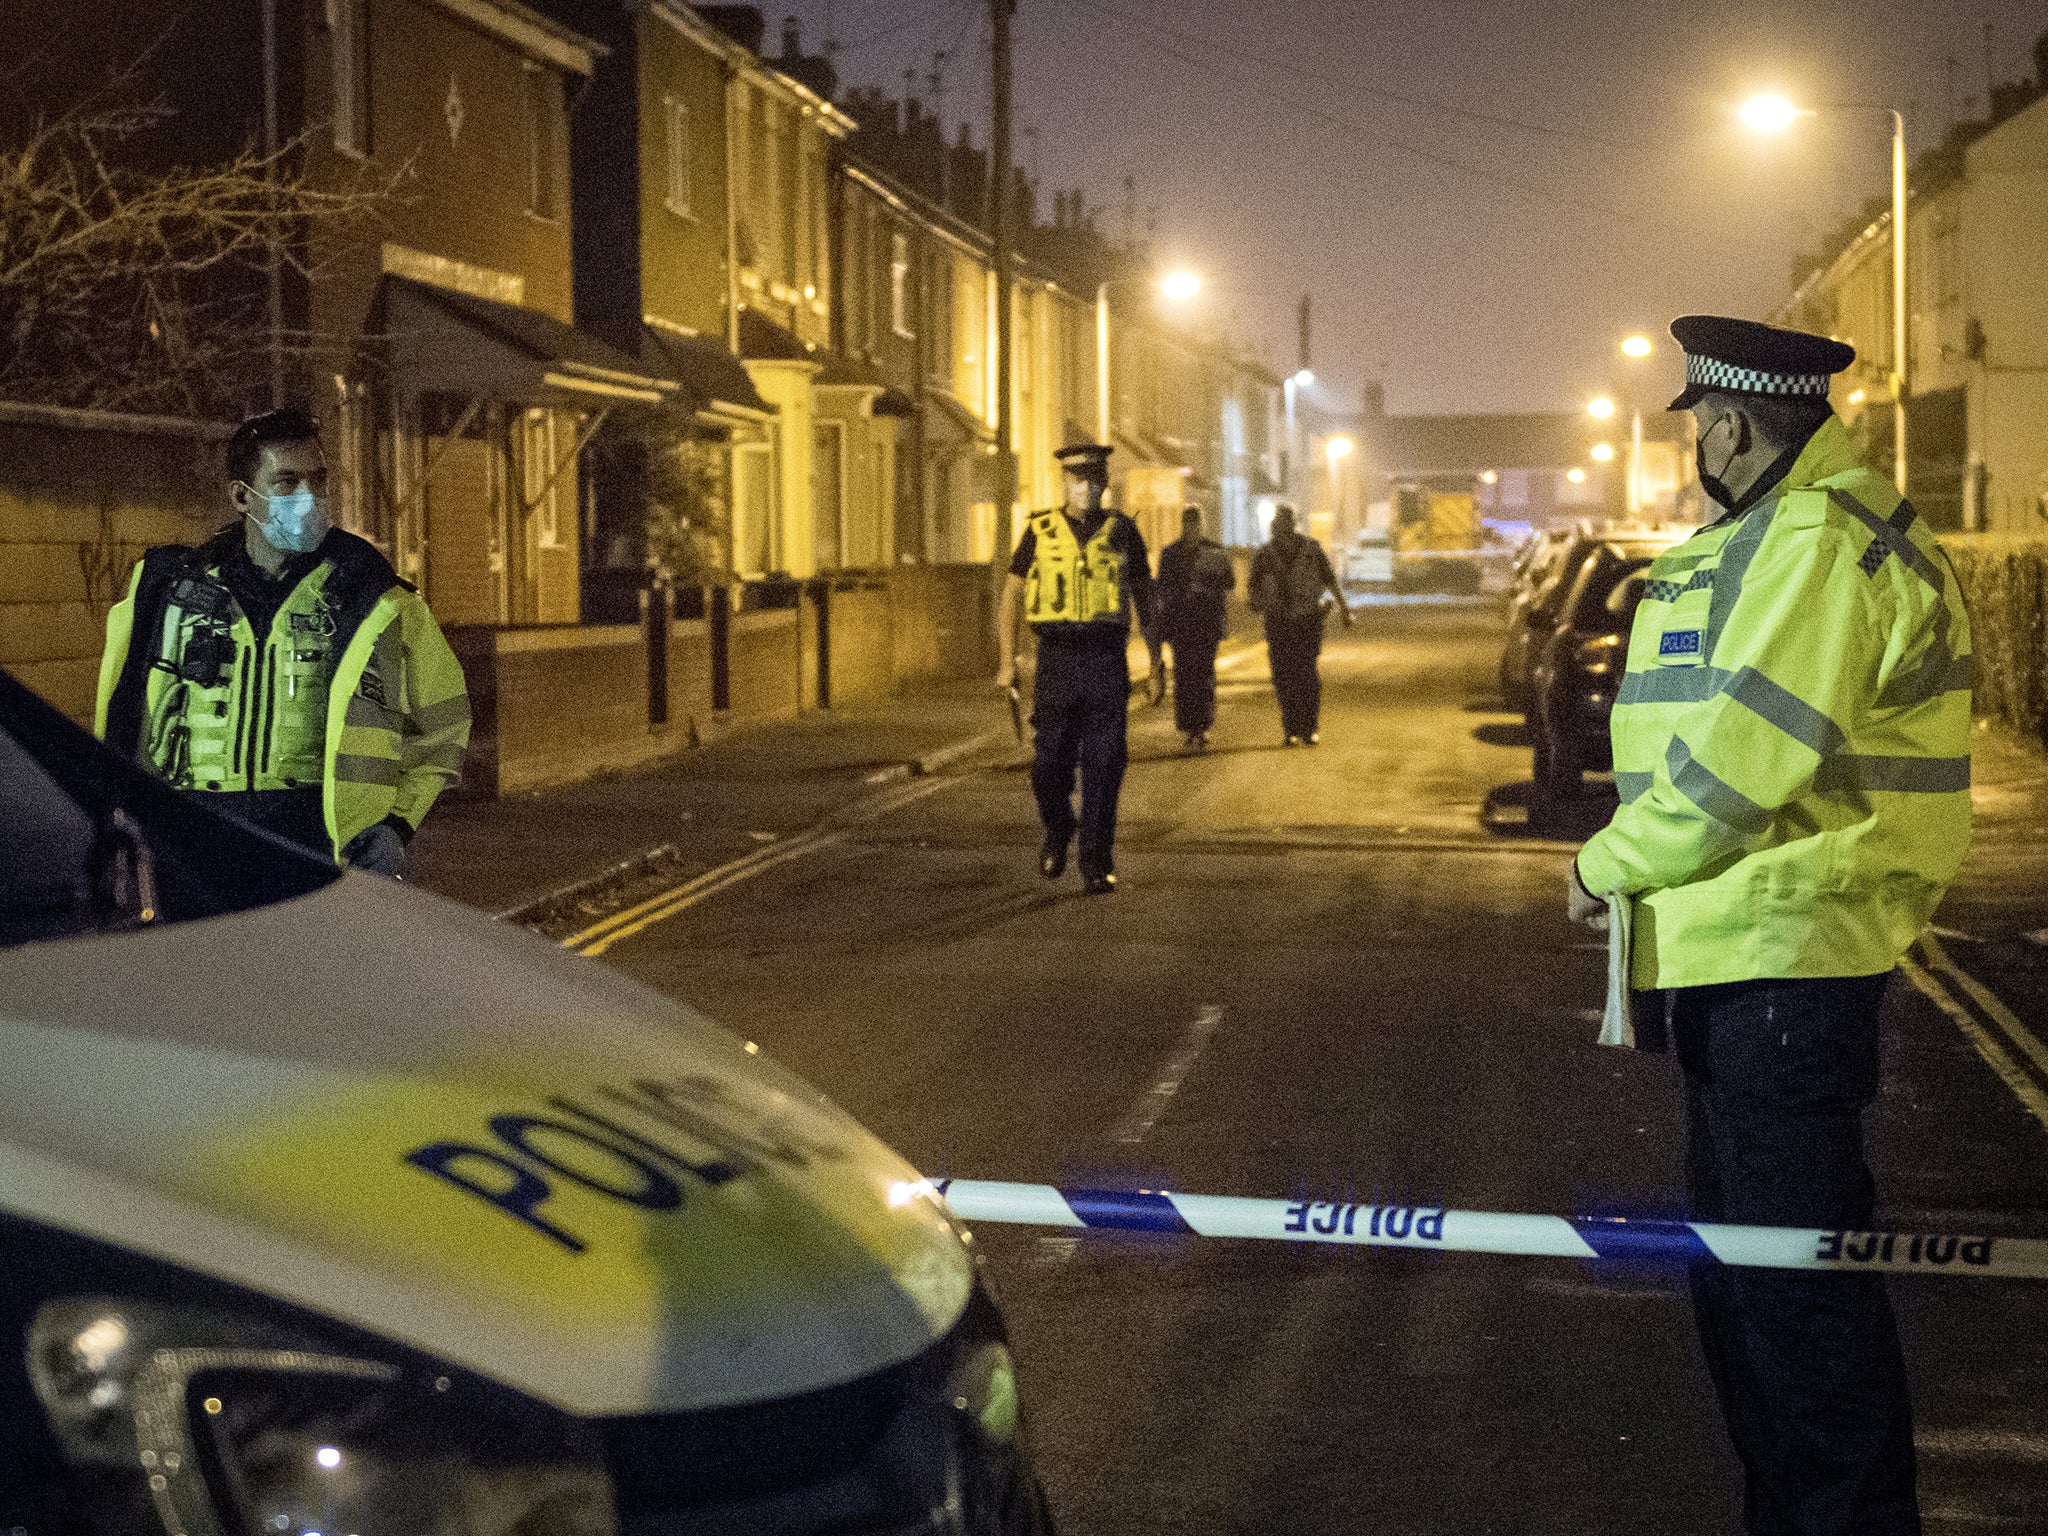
<box><xmin>812</xmin><ymin>420</ymin><xmax>845</xmax><ymax>570</ymax></box>
<box><xmin>733</xmin><ymin>440</ymin><xmax>775</xmax><ymax>575</ymax></box>
<box><xmin>890</xmin><ymin>231</ymin><xmax>913</xmax><ymax>338</ymax></box>
<box><xmin>329</xmin><ymin>0</ymin><xmax>370</xmax><ymax>157</ymax></box>
<box><xmin>662</xmin><ymin>94</ymin><xmax>691</xmax><ymax>218</ymax></box>
<box><xmin>522</xmin><ymin>409</ymin><xmax>562</xmax><ymax>547</ymax></box>
<box><xmin>1931</xmin><ymin>210</ymin><xmax>1961</xmax><ymax>308</ymax></box>
<box><xmin>525</xmin><ymin>65</ymin><xmax>559</xmax><ymax>220</ymax></box>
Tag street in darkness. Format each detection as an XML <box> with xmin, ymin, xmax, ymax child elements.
<box><xmin>452</xmin><ymin>605</ymin><xmax>2048</xmax><ymax>1535</ymax></box>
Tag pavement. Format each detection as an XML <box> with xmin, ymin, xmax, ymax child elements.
<box><xmin>407</xmin><ymin>607</ymin><xmax>2048</xmax><ymax>1536</ymax></box>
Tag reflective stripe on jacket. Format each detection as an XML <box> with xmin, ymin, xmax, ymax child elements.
<box><xmin>1023</xmin><ymin>510</ymin><xmax>1131</xmax><ymax>626</ymax></box>
<box><xmin>1575</xmin><ymin>416</ymin><xmax>1972</xmax><ymax>988</ymax></box>
<box><xmin>95</xmin><ymin>530</ymin><xmax>470</xmax><ymax>861</ymax></box>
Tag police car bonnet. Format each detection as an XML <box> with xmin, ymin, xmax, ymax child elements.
<box><xmin>0</xmin><ymin>874</ymin><xmax>973</xmax><ymax>1416</ymax></box>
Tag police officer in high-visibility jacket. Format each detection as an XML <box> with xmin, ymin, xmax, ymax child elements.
<box><xmin>1569</xmin><ymin>316</ymin><xmax>1972</xmax><ymax>1536</ymax></box>
<box><xmin>995</xmin><ymin>442</ymin><xmax>1163</xmax><ymax>894</ymax></box>
<box><xmin>96</xmin><ymin>407</ymin><xmax>470</xmax><ymax>879</ymax></box>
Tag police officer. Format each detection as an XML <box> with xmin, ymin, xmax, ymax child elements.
<box><xmin>1156</xmin><ymin>505</ymin><xmax>1234</xmax><ymax>750</ymax></box>
<box><xmin>1250</xmin><ymin>503</ymin><xmax>1352</xmax><ymax>745</ymax></box>
<box><xmin>96</xmin><ymin>406</ymin><xmax>471</xmax><ymax>877</ymax></box>
<box><xmin>1569</xmin><ymin>316</ymin><xmax>1973</xmax><ymax>1535</ymax></box>
<box><xmin>995</xmin><ymin>442</ymin><xmax>1162</xmax><ymax>893</ymax></box>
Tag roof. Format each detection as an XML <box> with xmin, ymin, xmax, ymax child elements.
<box><xmin>737</xmin><ymin>307</ymin><xmax>819</xmax><ymax>363</ymax></box>
<box><xmin>380</xmin><ymin>278</ymin><xmax>674</xmax><ymax>405</ymax></box>
<box><xmin>638</xmin><ymin>324</ymin><xmax>773</xmax><ymax>418</ymax></box>
<box><xmin>421</xmin><ymin>0</ymin><xmax>601</xmax><ymax>75</ymax></box>
<box><xmin>922</xmin><ymin>385</ymin><xmax>995</xmax><ymax>444</ymax></box>
<box><xmin>813</xmin><ymin>350</ymin><xmax>914</xmax><ymax>416</ymax></box>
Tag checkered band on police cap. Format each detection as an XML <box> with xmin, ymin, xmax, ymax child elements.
<box><xmin>1682</xmin><ymin>353</ymin><xmax>1832</xmax><ymax>398</ymax></box>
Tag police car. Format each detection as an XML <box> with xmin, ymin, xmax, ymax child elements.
<box><xmin>0</xmin><ymin>667</ymin><xmax>1054</xmax><ymax>1534</ymax></box>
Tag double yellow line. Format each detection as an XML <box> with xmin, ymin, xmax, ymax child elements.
<box><xmin>1901</xmin><ymin>931</ymin><xmax>2048</xmax><ymax>1133</ymax></box>
<box><xmin>562</xmin><ymin>774</ymin><xmax>959</xmax><ymax>957</ymax></box>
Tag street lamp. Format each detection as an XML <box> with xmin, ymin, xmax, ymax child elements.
<box><xmin>1742</xmin><ymin>92</ymin><xmax>1907</xmax><ymax>493</ymax></box>
<box><xmin>1590</xmin><ymin>442</ymin><xmax>1616</xmax><ymax>463</ymax></box>
<box><xmin>1095</xmin><ymin>269</ymin><xmax>1205</xmax><ymax>444</ymax></box>
<box><xmin>1587</xmin><ymin>396</ymin><xmax>1616</xmax><ymax>420</ymax></box>
<box><xmin>1615</xmin><ymin>334</ymin><xmax>1654</xmax><ymax>516</ymax></box>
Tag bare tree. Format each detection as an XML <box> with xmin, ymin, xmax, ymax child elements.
<box><xmin>0</xmin><ymin>98</ymin><xmax>396</xmax><ymax>419</ymax></box>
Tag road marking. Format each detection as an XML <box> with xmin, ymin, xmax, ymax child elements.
<box><xmin>566</xmin><ymin>775</ymin><xmax>959</xmax><ymax>956</ymax></box>
<box><xmin>1917</xmin><ymin>1427</ymin><xmax>2048</xmax><ymax>1465</ymax></box>
<box><xmin>1899</xmin><ymin>956</ymin><xmax>2048</xmax><ymax>1137</ymax></box>
<box><xmin>1110</xmin><ymin>1004</ymin><xmax>1225</xmax><ymax>1145</ymax></box>
<box><xmin>1920</xmin><ymin>932</ymin><xmax>2048</xmax><ymax>1083</ymax></box>
<box><xmin>1215</xmin><ymin>641</ymin><xmax>1268</xmax><ymax>674</ymax></box>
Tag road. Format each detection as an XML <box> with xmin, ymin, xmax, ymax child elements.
<box><xmin>587</xmin><ymin>605</ymin><xmax>2048</xmax><ymax>1535</ymax></box>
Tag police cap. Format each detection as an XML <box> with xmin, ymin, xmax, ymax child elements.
<box><xmin>1666</xmin><ymin>315</ymin><xmax>1856</xmax><ymax>411</ymax></box>
<box><xmin>1054</xmin><ymin>441</ymin><xmax>1114</xmax><ymax>479</ymax></box>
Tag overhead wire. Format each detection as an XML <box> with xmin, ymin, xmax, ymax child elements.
<box><xmin>1045</xmin><ymin>0</ymin><xmax>1659</xmax><ymax>231</ymax></box>
<box><xmin>1072</xmin><ymin>0</ymin><xmax>1635</xmax><ymax>154</ymax></box>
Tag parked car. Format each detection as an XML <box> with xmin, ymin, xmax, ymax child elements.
<box><xmin>1501</xmin><ymin>529</ymin><xmax>1682</xmax><ymax>714</ymax></box>
<box><xmin>0</xmin><ymin>667</ymin><xmax>1054</xmax><ymax>1534</ymax></box>
<box><xmin>1499</xmin><ymin>533</ymin><xmax>1587</xmax><ymax>708</ymax></box>
<box><xmin>1527</xmin><ymin>543</ymin><xmax>1662</xmax><ymax>794</ymax></box>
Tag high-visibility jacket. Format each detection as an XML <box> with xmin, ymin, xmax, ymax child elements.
<box><xmin>95</xmin><ymin>527</ymin><xmax>470</xmax><ymax>862</ymax></box>
<box><xmin>1023</xmin><ymin>510</ymin><xmax>1130</xmax><ymax>627</ymax></box>
<box><xmin>1576</xmin><ymin>416</ymin><xmax>1973</xmax><ymax>989</ymax></box>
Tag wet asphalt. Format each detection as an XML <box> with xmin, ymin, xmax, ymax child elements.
<box><xmin>578</xmin><ymin>604</ymin><xmax>2048</xmax><ymax>1535</ymax></box>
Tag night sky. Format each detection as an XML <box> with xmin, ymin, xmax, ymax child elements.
<box><xmin>780</xmin><ymin>0</ymin><xmax>2048</xmax><ymax>417</ymax></box>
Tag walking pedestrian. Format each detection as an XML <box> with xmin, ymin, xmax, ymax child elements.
<box><xmin>1156</xmin><ymin>505</ymin><xmax>1234</xmax><ymax>750</ymax></box>
<box><xmin>1569</xmin><ymin>315</ymin><xmax>1974</xmax><ymax>1535</ymax></box>
<box><xmin>97</xmin><ymin>406</ymin><xmax>470</xmax><ymax>879</ymax></box>
<box><xmin>994</xmin><ymin>442</ymin><xmax>1163</xmax><ymax>894</ymax></box>
<box><xmin>1249</xmin><ymin>504</ymin><xmax>1352</xmax><ymax>745</ymax></box>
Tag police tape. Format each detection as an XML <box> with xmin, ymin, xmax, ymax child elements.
<box><xmin>920</xmin><ymin>1180</ymin><xmax>2048</xmax><ymax>1280</ymax></box>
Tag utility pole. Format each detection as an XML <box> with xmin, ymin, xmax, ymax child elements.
<box><xmin>1298</xmin><ymin>293</ymin><xmax>1312</xmax><ymax>375</ymax></box>
<box><xmin>992</xmin><ymin>0</ymin><xmax>1017</xmax><ymax>524</ymax></box>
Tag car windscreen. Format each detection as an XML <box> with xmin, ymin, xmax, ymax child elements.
<box><xmin>0</xmin><ymin>667</ymin><xmax>338</xmax><ymax>946</ymax></box>
<box><xmin>1566</xmin><ymin>553</ymin><xmax>1658</xmax><ymax>631</ymax></box>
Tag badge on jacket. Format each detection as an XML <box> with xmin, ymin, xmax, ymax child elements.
<box><xmin>1658</xmin><ymin>629</ymin><xmax>1704</xmax><ymax>664</ymax></box>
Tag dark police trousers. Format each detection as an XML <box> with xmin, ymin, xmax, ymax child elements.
<box><xmin>1672</xmin><ymin>973</ymin><xmax>1918</xmax><ymax>1536</ymax></box>
<box><xmin>1170</xmin><ymin>626</ymin><xmax>1220</xmax><ymax>736</ymax></box>
<box><xmin>1264</xmin><ymin>611</ymin><xmax>1325</xmax><ymax>737</ymax></box>
<box><xmin>1030</xmin><ymin>635</ymin><xmax>1129</xmax><ymax>876</ymax></box>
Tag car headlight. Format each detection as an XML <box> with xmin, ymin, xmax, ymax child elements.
<box><xmin>1574</xmin><ymin>634</ymin><xmax>1623</xmax><ymax>676</ymax></box>
<box><xmin>27</xmin><ymin>1296</ymin><xmax>613</xmax><ymax>1536</ymax></box>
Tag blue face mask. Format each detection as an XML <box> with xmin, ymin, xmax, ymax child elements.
<box><xmin>245</xmin><ymin>487</ymin><xmax>331</xmax><ymax>553</ymax></box>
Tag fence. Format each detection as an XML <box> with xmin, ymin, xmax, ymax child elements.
<box><xmin>1942</xmin><ymin>535</ymin><xmax>2048</xmax><ymax>748</ymax></box>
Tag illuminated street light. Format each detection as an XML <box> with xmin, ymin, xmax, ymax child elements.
<box><xmin>1566</xmin><ymin>467</ymin><xmax>1588</xmax><ymax>485</ymax></box>
<box><xmin>1293</xmin><ymin>368</ymin><xmax>1315</xmax><ymax>387</ymax></box>
<box><xmin>1739</xmin><ymin>94</ymin><xmax>1808</xmax><ymax>134</ymax></box>
<box><xmin>1590</xmin><ymin>443</ymin><xmax>1616</xmax><ymax>463</ymax></box>
<box><xmin>1587</xmin><ymin>396</ymin><xmax>1616</xmax><ymax>420</ymax></box>
<box><xmin>1741</xmin><ymin>92</ymin><xmax>1907</xmax><ymax>493</ymax></box>
<box><xmin>1159</xmin><ymin>270</ymin><xmax>1202</xmax><ymax>302</ymax></box>
<box><xmin>1325</xmin><ymin>435</ymin><xmax>1354</xmax><ymax>462</ymax></box>
<box><xmin>1620</xmin><ymin>334</ymin><xmax>1653</xmax><ymax>359</ymax></box>
<box><xmin>1479</xmin><ymin>469</ymin><xmax>1499</xmax><ymax>486</ymax></box>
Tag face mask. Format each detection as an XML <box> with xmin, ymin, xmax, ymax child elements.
<box><xmin>1695</xmin><ymin>414</ymin><xmax>1741</xmax><ymax>510</ymax></box>
<box><xmin>245</xmin><ymin>487</ymin><xmax>330</xmax><ymax>553</ymax></box>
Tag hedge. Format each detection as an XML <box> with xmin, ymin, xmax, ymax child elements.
<box><xmin>1942</xmin><ymin>535</ymin><xmax>2048</xmax><ymax>749</ymax></box>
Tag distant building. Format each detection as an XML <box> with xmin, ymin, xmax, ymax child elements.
<box><xmin>1776</xmin><ymin>46</ymin><xmax>2048</xmax><ymax>532</ymax></box>
<box><xmin>1354</xmin><ymin>405</ymin><xmax>1696</xmax><ymax>544</ymax></box>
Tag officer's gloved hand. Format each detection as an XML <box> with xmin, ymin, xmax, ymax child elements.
<box><xmin>343</xmin><ymin>821</ymin><xmax>407</xmax><ymax>879</ymax></box>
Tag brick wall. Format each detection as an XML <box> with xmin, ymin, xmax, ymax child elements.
<box><xmin>0</xmin><ymin>407</ymin><xmax>228</xmax><ymax>725</ymax></box>
<box><xmin>826</xmin><ymin>578</ymin><xmax>895</xmax><ymax>705</ymax></box>
<box><xmin>891</xmin><ymin>563</ymin><xmax>997</xmax><ymax>682</ymax></box>
<box><xmin>727</xmin><ymin>609</ymin><xmax>801</xmax><ymax>722</ymax></box>
<box><xmin>449</xmin><ymin>624</ymin><xmax>671</xmax><ymax>796</ymax></box>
